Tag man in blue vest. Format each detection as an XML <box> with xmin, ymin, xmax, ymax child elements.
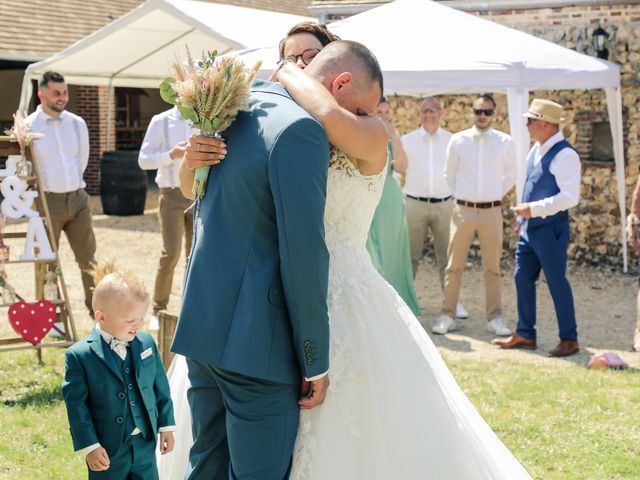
<box><xmin>494</xmin><ymin>99</ymin><xmax>581</xmax><ymax>357</ymax></box>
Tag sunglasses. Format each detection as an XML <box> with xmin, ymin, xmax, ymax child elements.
<box><xmin>283</xmin><ymin>48</ymin><xmax>321</xmax><ymax>66</ymax></box>
<box><xmin>473</xmin><ymin>108</ymin><xmax>495</xmax><ymax>116</ymax></box>
<box><xmin>421</xmin><ymin>107</ymin><xmax>440</xmax><ymax>114</ymax></box>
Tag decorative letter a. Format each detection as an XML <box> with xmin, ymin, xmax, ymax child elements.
<box><xmin>21</xmin><ymin>217</ymin><xmax>56</xmax><ymax>261</ymax></box>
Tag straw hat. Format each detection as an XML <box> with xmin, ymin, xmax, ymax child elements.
<box><xmin>523</xmin><ymin>98</ymin><xmax>564</xmax><ymax>124</ymax></box>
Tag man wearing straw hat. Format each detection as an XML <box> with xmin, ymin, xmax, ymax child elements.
<box><xmin>494</xmin><ymin>99</ymin><xmax>581</xmax><ymax>357</ymax></box>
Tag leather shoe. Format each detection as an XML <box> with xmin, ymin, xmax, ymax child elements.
<box><xmin>549</xmin><ymin>340</ymin><xmax>579</xmax><ymax>357</ymax></box>
<box><xmin>493</xmin><ymin>334</ymin><xmax>536</xmax><ymax>350</ymax></box>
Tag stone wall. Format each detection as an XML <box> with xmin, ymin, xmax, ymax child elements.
<box><xmin>387</xmin><ymin>2</ymin><xmax>640</xmax><ymax>269</ymax></box>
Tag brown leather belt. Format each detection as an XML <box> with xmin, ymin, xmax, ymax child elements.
<box><xmin>406</xmin><ymin>194</ymin><xmax>452</xmax><ymax>203</ymax></box>
<box><xmin>456</xmin><ymin>199</ymin><xmax>501</xmax><ymax>209</ymax></box>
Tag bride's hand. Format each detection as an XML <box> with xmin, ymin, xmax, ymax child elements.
<box><xmin>184</xmin><ymin>134</ymin><xmax>227</xmax><ymax>170</ymax></box>
<box><xmin>299</xmin><ymin>374</ymin><xmax>330</xmax><ymax>409</ymax></box>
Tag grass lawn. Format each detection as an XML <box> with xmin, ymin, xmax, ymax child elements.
<box><xmin>1</xmin><ymin>348</ymin><xmax>639</xmax><ymax>479</ymax></box>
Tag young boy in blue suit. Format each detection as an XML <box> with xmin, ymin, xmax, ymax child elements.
<box><xmin>62</xmin><ymin>271</ymin><xmax>175</xmax><ymax>478</ymax></box>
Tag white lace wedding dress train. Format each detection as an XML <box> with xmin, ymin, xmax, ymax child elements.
<box><xmin>158</xmin><ymin>150</ymin><xmax>532</xmax><ymax>479</ymax></box>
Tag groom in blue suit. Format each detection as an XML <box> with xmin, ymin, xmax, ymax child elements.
<box><xmin>172</xmin><ymin>59</ymin><xmax>333</xmax><ymax>479</ymax></box>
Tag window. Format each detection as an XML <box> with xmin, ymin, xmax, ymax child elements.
<box><xmin>590</xmin><ymin>121</ymin><xmax>614</xmax><ymax>163</ymax></box>
<box><xmin>115</xmin><ymin>88</ymin><xmax>147</xmax><ymax>150</ymax></box>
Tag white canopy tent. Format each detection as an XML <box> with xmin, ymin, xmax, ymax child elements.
<box><xmin>238</xmin><ymin>0</ymin><xmax>627</xmax><ymax>270</ymax></box>
<box><xmin>17</xmin><ymin>0</ymin><xmax>311</xmax><ymax>104</ymax></box>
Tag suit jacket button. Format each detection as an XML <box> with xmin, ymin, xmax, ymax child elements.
<box><xmin>303</xmin><ymin>341</ymin><xmax>311</xmax><ymax>347</ymax></box>
<box><xmin>306</xmin><ymin>359</ymin><xmax>313</xmax><ymax>365</ymax></box>
<box><xmin>118</xmin><ymin>392</ymin><xmax>125</xmax><ymax>400</ymax></box>
<box><xmin>116</xmin><ymin>416</ymin><xmax>124</xmax><ymax>424</ymax></box>
<box><xmin>128</xmin><ymin>384</ymin><xmax>133</xmax><ymax>390</ymax></box>
<box><xmin>125</xmin><ymin>368</ymin><xmax>131</xmax><ymax>374</ymax></box>
<box><xmin>306</xmin><ymin>353</ymin><xmax>312</xmax><ymax>359</ymax></box>
<box><xmin>130</xmin><ymin>400</ymin><xmax>136</xmax><ymax>407</ymax></box>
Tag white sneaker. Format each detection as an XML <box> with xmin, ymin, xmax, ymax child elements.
<box><xmin>455</xmin><ymin>302</ymin><xmax>469</xmax><ymax>319</ymax></box>
<box><xmin>488</xmin><ymin>317</ymin><xmax>511</xmax><ymax>336</ymax></box>
<box><xmin>148</xmin><ymin>314</ymin><xmax>160</xmax><ymax>331</ymax></box>
<box><xmin>432</xmin><ymin>315</ymin><xmax>456</xmax><ymax>335</ymax></box>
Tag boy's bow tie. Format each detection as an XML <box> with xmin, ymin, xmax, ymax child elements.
<box><xmin>110</xmin><ymin>338</ymin><xmax>129</xmax><ymax>360</ymax></box>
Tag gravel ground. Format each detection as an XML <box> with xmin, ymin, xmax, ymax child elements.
<box><xmin>2</xmin><ymin>189</ymin><xmax>638</xmax><ymax>369</ymax></box>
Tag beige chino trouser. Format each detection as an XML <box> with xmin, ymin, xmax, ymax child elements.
<box><xmin>441</xmin><ymin>203</ymin><xmax>503</xmax><ymax>320</ymax></box>
<box><xmin>153</xmin><ymin>187</ymin><xmax>193</xmax><ymax>312</ymax></box>
<box><xmin>405</xmin><ymin>196</ymin><xmax>454</xmax><ymax>287</ymax></box>
<box><xmin>46</xmin><ymin>189</ymin><xmax>97</xmax><ymax>314</ymax></box>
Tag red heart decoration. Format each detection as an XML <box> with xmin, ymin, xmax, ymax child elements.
<box><xmin>8</xmin><ymin>300</ymin><xmax>57</xmax><ymax>346</ymax></box>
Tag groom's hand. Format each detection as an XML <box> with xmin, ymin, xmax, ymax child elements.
<box><xmin>299</xmin><ymin>375</ymin><xmax>330</xmax><ymax>409</ymax></box>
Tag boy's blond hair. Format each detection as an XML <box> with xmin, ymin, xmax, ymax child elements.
<box><xmin>92</xmin><ymin>271</ymin><xmax>150</xmax><ymax>314</ymax></box>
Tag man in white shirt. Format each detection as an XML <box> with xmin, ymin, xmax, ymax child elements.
<box><xmin>26</xmin><ymin>71</ymin><xmax>97</xmax><ymax>316</ymax></box>
<box><xmin>138</xmin><ymin>107</ymin><xmax>198</xmax><ymax>329</ymax></box>
<box><xmin>433</xmin><ymin>94</ymin><xmax>516</xmax><ymax>336</ymax></box>
<box><xmin>495</xmin><ymin>99</ymin><xmax>581</xmax><ymax>357</ymax></box>
<box><xmin>402</xmin><ymin>98</ymin><xmax>468</xmax><ymax>319</ymax></box>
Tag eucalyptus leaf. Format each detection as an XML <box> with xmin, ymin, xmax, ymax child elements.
<box><xmin>177</xmin><ymin>104</ymin><xmax>199</xmax><ymax>124</ymax></box>
<box><xmin>159</xmin><ymin>77</ymin><xmax>178</xmax><ymax>105</ymax></box>
<box><xmin>211</xmin><ymin>118</ymin><xmax>224</xmax><ymax>130</ymax></box>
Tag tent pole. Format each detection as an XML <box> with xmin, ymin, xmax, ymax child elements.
<box><xmin>106</xmin><ymin>78</ymin><xmax>114</xmax><ymax>152</ymax></box>
<box><xmin>605</xmin><ymin>86</ymin><xmax>628</xmax><ymax>273</ymax></box>
<box><xmin>506</xmin><ymin>87</ymin><xmax>530</xmax><ymax>202</ymax></box>
<box><xmin>18</xmin><ymin>64</ymin><xmax>36</xmax><ymax>113</ymax></box>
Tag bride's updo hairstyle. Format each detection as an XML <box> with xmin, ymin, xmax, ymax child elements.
<box><xmin>278</xmin><ymin>22</ymin><xmax>340</xmax><ymax>61</ymax></box>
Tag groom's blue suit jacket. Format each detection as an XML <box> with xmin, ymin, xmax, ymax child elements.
<box><xmin>172</xmin><ymin>80</ymin><xmax>330</xmax><ymax>384</ymax></box>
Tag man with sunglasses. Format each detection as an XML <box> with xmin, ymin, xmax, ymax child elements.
<box><xmin>401</xmin><ymin>97</ymin><xmax>468</xmax><ymax>319</ymax></box>
<box><xmin>433</xmin><ymin>94</ymin><xmax>516</xmax><ymax>336</ymax></box>
<box><xmin>494</xmin><ymin>99</ymin><xmax>581</xmax><ymax>357</ymax></box>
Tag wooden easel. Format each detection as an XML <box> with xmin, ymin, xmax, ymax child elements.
<box><xmin>0</xmin><ymin>137</ymin><xmax>77</xmax><ymax>358</ymax></box>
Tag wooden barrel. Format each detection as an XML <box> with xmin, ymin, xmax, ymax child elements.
<box><xmin>100</xmin><ymin>151</ymin><xmax>147</xmax><ymax>216</ymax></box>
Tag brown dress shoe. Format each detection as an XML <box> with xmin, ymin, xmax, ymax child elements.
<box><xmin>493</xmin><ymin>334</ymin><xmax>536</xmax><ymax>350</ymax></box>
<box><xmin>549</xmin><ymin>340</ymin><xmax>579</xmax><ymax>357</ymax></box>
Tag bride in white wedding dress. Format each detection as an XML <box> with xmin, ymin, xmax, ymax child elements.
<box><xmin>159</xmin><ymin>45</ymin><xmax>532</xmax><ymax>479</ymax></box>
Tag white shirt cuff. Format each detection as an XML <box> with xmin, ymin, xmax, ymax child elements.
<box><xmin>158</xmin><ymin>425</ymin><xmax>176</xmax><ymax>432</ymax></box>
<box><xmin>77</xmin><ymin>442</ymin><xmax>101</xmax><ymax>457</ymax></box>
<box><xmin>305</xmin><ymin>370</ymin><xmax>329</xmax><ymax>382</ymax></box>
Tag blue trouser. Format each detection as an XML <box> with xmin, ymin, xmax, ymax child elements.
<box><xmin>88</xmin><ymin>433</ymin><xmax>157</xmax><ymax>480</ymax></box>
<box><xmin>185</xmin><ymin>359</ymin><xmax>300</xmax><ymax>480</ymax></box>
<box><xmin>514</xmin><ymin>218</ymin><xmax>577</xmax><ymax>341</ymax></box>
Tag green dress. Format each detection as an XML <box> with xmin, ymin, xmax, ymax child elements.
<box><xmin>367</xmin><ymin>154</ymin><xmax>421</xmax><ymax>316</ymax></box>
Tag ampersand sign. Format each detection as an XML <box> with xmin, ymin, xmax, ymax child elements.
<box><xmin>0</xmin><ymin>176</ymin><xmax>38</xmax><ymax>219</ymax></box>
<box><xmin>8</xmin><ymin>300</ymin><xmax>57</xmax><ymax>346</ymax></box>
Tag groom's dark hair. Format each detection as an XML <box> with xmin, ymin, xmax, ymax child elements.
<box><xmin>306</xmin><ymin>40</ymin><xmax>383</xmax><ymax>94</ymax></box>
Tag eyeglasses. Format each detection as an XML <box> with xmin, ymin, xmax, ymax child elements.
<box><xmin>283</xmin><ymin>48</ymin><xmax>321</xmax><ymax>66</ymax></box>
<box><xmin>421</xmin><ymin>107</ymin><xmax>441</xmax><ymax>114</ymax></box>
<box><xmin>473</xmin><ymin>108</ymin><xmax>495</xmax><ymax>116</ymax></box>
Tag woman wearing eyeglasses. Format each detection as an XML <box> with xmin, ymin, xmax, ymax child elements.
<box><xmin>278</xmin><ymin>22</ymin><xmax>339</xmax><ymax>70</ymax></box>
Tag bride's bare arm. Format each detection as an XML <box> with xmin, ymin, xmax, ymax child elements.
<box><xmin>276</xmin><ymin>62</ymin><xmax>387</xmax><ymax>175</ymax></box>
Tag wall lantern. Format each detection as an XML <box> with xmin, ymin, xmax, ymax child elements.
<box><xmin>592</xmin><ymin>26</ymin><xmax>610</xmax><ymax>60</ymax></box>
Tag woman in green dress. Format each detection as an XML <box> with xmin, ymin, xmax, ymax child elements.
<box><xmin>366</xmin><ymin>98</ymin><xmax>421</xmax><ymax>315</ymax></box>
